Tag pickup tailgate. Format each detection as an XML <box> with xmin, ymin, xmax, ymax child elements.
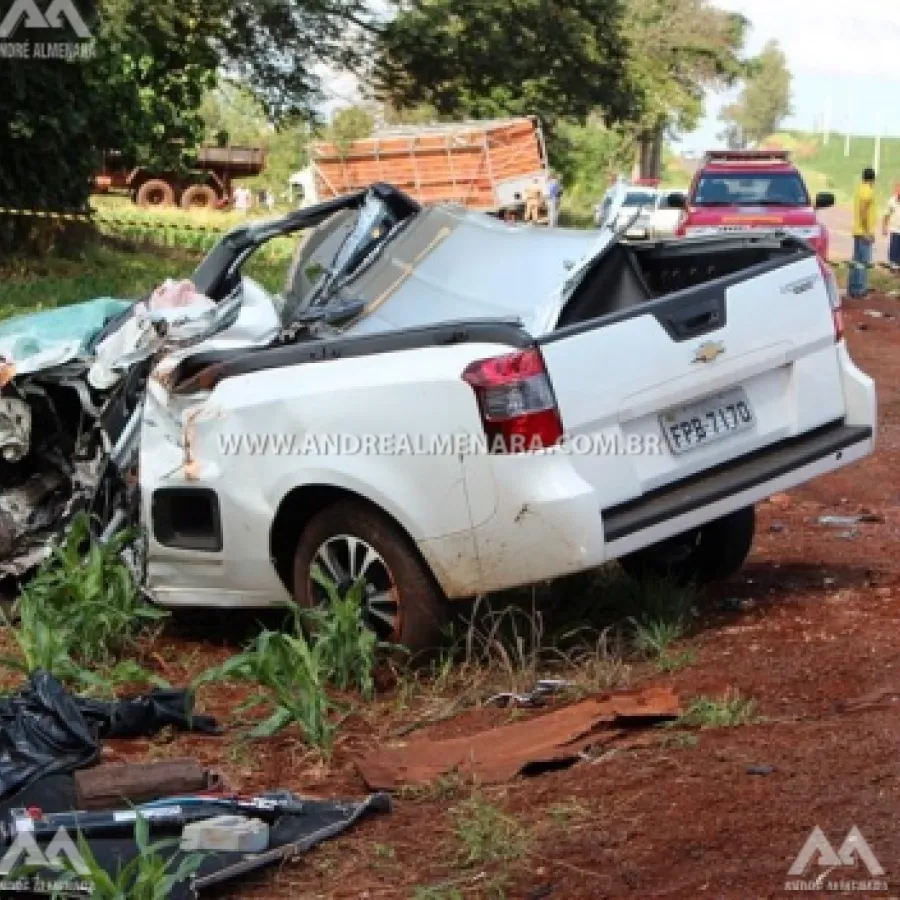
<box><xmin>537</xmin><ymin>252</ymin><xmax>852</xmax><ymax>524</ymax></box>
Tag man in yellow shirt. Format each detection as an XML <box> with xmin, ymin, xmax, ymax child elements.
<box><xmin>849</xmin><ymin>167</ymin><xmax>877</xmax><ymax>298</ymax></box>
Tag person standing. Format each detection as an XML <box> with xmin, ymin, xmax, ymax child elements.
<box><xmin>849</xmin><ymin>167</ymin><xmax>877</xmax><ymax>298</ymax></box>
<box><xmin>523</xmin><ymin>178</ymin><xmax>543</xmax><ymax>223</ymax></box>
<box><xmin>546</xmin><ymin>173</ymin><xmax>562</xmax><ymax>227</ymax></box>
<box><xmin>233</xmin><ymin>185</ymin><xmax>251</xmax><ymax>213</ymax></box>
<box><xmin>882</xmin><ymin>183</ymin><xmax>900</xmax><ymax>272</ymax></box>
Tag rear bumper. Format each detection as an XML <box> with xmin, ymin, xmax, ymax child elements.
<box><xmin>602</xmin><ymin>421</ymin><xmax>870</xmax><ymax>542</ymax></box>
<box><xmin>419</xmin><ymin>344</ymin><xmax>877</xmax><ymax>599</ymax></box>
<box><xmin>420</xmin><ymin>422</ymin><xmax>873</xmax><ymax>598</ymax></box>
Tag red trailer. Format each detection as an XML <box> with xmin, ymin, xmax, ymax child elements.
<box><xmin>299</xmin><ymin>116</ymin><xmax>549</xmax><ymax>217</ymax></box>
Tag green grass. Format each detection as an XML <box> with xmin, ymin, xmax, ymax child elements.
<box><xmin>0</xmin><ymin>242</ymin><xmax>201</xmax><ymax>320</ymax></box>
<box><xmin>766</xmin><ymin>130</ymin><xmax>900</xmax><ymax>208</ymax></box>
<box><xmin>626</xmin><ymin>576</ymin><xmax>696</xmax><ymax>659</ymax></box>
<box><xmin>676</xmin><ymin>691</ymin><xmax>758</xmax><ymax>729</ymax></box>
<box><xmin>1</xmin><ymin>513</ymin><xmax>168</xmax><ymax>694</ymax></box>
<box><xmin>451</xmin><ymin>794</ymin><xmax>529</xmax><ymax>867</ymax></box>
<box><xmin>0</xmin><ymin>227</ymin><xmax>295</xmax><ymax>323</ymax></box>
<box><xmin>192</xmin><ymin>575</ymin><xmax>381</xmax><ymax>750</ymax></box>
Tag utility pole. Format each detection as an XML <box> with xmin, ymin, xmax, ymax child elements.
<box><xmin>874</xmin><ymin>112</ymin><xmax>882</xmax><ymax>174</ymax></box>
<box><xmin>823</xmin><ymin>98</ymin><xmax>831</xmax><ymax>145</ymax></box>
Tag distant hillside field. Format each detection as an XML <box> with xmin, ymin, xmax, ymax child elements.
<box><xmin>762</xmin><ymin>131</ymin><xmax>900</xmax><ymax>207</ymax></box>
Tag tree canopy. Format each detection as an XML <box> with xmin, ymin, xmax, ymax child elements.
<box><xmin>0</xmin><ymin>0</ymin><xmax>381</xmax><ymax>209</ymax></box>
<box><xmin>372</xmin><ymin>0</ymin><xmax>636</xmax><ymax>132</ymax></box>
<box><xmin>719</xmin><ymin>39</ymin><xmax>792</xmax><ymax>148</ymax></box>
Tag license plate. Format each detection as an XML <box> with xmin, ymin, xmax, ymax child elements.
<box><xmin>659</xmin><ymin>388</ymin><xmax>755</xmax><ymax>456</ymax></box>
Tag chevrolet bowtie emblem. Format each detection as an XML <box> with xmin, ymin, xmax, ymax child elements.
<box><xmin>692</xmin><ymin>340</ymin><xmax>725</xmax><ymax>364</ymax></box>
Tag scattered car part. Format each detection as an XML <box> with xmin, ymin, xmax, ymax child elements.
<box><xmin>355</xmin><ymin>686</ymin><xmax>682</xmax><ymax>789</ymax></box>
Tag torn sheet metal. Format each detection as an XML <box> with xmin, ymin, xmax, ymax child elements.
<box><xmin>88</xmin><ymin>287</ymin><xmax>218</xmax><ymax>391</ymax></box>
<box><xmin>325</xmin><ymin>204</ymin><xmax>605</xmax><ymax>339</ymax></box>
<box><xmin>0</xmin><ymin>397</ymin><xmax>30</xmax><ymax>462</ymax></box>
<box><xmin>355</xmin><ymin>686</ymin><xmax>681</xmax><ymax>789</ymax></box>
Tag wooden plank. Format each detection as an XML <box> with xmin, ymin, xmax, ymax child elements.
<box><xmin>74</xmin><ymin>758</ymin><xmax>218</xmax><ymax>810</ymax></box>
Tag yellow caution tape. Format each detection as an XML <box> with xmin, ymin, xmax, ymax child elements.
<box><xmin>0</xmin><ymin>208</ymin><xmax>227</xmax><ymax>234</ymax></box>
<box><xmin>95</xmin><ymin>217</ymin><xmax>226</xmax><ymax>234</ymax></box>
<box><xmin>0</xmin><ymin>207</ymin><xmax>92</xmax><ymax>221</ymax></box>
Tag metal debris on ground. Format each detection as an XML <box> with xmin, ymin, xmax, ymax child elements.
<box><xmin>355</xmin><ymin>686</ymin><xmax>681</xmax><ymax>789</ymax></box>
<box><xmin>485</xmin><ymin>679</ymin><xmax>575</xmax><ymax>708</ymax></box>
<box><xmin>818</xmin><ymin>513</ymin><xmax>883</xmax><ymax>527</ymax></box>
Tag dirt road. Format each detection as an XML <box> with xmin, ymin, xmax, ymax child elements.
<box><xmin>105</xmin><ymin>292</ymin><xmax>900</xmax><ymax>899</ymax></box>
<box><xmin>821</xmin><ymin>204</ymin><xmax>889</xmax><ymax>264</ymax></box>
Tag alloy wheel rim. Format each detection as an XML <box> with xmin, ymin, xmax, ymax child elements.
<box><xmin>310</xmin><ymin>534</ymin><xmax>400</xmax><ymax>641</ymax></box>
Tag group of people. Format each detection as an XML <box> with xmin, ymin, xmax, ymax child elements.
<box><xmin>519</xmin><ymin>173</ymin><xmax>563</xmax><ymax>226</ymax></box>
<box><xmin>232</xmin><ymin>185</ymin><xmax>276</xmax><ymax>213</ymax></box>
<box><xmin>849</xmin><ymin>167</ymin><xmax>900</xmax><ymax>298</ymax></box>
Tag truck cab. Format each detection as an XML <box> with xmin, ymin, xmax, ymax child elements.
<box><xmin>673</xmin><ymin>150</ymin><xmax>834</xmax><ymax>259</ymax></box>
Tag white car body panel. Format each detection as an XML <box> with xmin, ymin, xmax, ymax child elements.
<box><xmin>124</xmin><ymin>199</ymin><xmax>876</xmax><ymax>608</ymax></box>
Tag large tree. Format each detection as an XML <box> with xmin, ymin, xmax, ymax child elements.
<box><xmin>372</xmin><ymin>0</ymin><xmax>748</xmax><ymax>179</ymax></box>
<box><xmin>718</xmin><ymin>39</ymin><xmax>792</xmax><ymax>148</ymax></box>
<box><xmin>372</xmin><ymin>0</ymin><xmax>637</xmax><ymax>133</ymax></box>
<box><xmin>623</xmin><ymin>0</ymin><xmax>749</xmax><ymax>175</ymax></box>
<box><xmin>0</xmin><ymin>0</ymin><xmax>381</xmax><ymax>211</ymax></box>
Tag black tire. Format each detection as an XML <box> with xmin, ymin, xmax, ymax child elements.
<box><xmin>180</xmin><ymin>184</ymin><xmax>218</xmax><ymax>210</ymax></box>
<box><xmin>618</xmin><ymin>506</ymin><xmax>756</xmax><ymax>586</ymax></box>
<box><xmin>292</xmin><ymin>499</ymin><xmax>451</xmax><ymax>663</ymax></box>
<box><xmin>135</xmin><ymin>179</ymin><xmax>175</xmax><ymax>208</ymax></box>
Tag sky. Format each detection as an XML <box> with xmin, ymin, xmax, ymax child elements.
<box><xmin>316</xmin><ymin>0</ymin><xmax>900</xmax><ymax>148</ymax></box>
<box><xmin>678</xmin><ymin>0</ymin><xmax>900</xmax><ymax>151</ymax></box>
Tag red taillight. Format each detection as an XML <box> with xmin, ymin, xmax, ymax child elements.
<box><xmin>817</xmin><ymin>256</ymin><xmax>843</xmax><ymax>342</ymax></box>
<box><xmin>462</xmin><ymin>348</ymin><xmax>564</xmax><ymax>453</ymax></box>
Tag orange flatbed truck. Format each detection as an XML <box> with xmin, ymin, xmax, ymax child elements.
<box><xmin>291</xmin><ymin>116</ymin><xmax>550</xmax><ymax>219</ymax></box>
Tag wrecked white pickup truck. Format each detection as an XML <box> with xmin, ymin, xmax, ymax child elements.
<box><xmin>0</xmin><ymin>183</ymin><xmax>877</xmax><ymax>655</ymax></box>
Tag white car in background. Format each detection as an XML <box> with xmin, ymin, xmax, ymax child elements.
<box><xmin>594</xmin><ymin>185</ymin><xmax>659</xmax><ymax>239</ymax></box>
<box><xmin>649</xmin><ymin>188</ymin><xmax>688</xmax><ymax>239</ymax></box>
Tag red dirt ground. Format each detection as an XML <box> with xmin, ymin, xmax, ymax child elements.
<box><xmin>107</xmin><ymin>290</ymin><xmax>900</xmax><ymax>899</ymax></box>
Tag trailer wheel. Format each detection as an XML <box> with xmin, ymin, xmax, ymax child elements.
<box><xmin>180</xmin><ymin>185</ymin><xmax>218</xmax><ymax>211</ymax></box>
<box><xmin>136</xmin><ymin>179</ymin><xmax>175</xmax><ymax>208</ymax></box>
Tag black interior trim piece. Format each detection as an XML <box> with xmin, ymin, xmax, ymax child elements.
<box><xmin>168</xmin><ymin>318</ymin><xmax>533</xmax><ymax>394</ymax></box>
<box><xmin>151</xmin><ymin>487</ymin><xmax>223</xmax><ymax>552</ymax></box>
<box><xmin>602</xmin><ymin>422</ymin><xmax>871</xmax><ymax>542</ymax></box>
<box><xmin>190</xmin><ymin>183</ymin><xmax>421</xmax><ymax>300</ymax></box>
<box><xmin>541</xmin><ymin>236</ymin><xmax>812</xmax><ymax>347</ymax></box>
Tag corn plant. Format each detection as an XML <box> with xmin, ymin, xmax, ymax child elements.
<box><xmin>193</xmin><ymin>572</ymin><xmax>384</xmax><ymax>748</ymax></box>
<box><xmin>306</xmin><ymin>567</ymin><xmax>377</xmax><ymax>699</ymax></box>
<box><xmin>1</xmin><ymin>513</ymin><xmax>168</xmax><ymax>693</ymax></box>
<box><xmin>194</xmin><ymin>624</ymin><xmax>335</xmax><ymax>749</ymax></box>
<box><xmin>46</xmin><ymin>812</ymin><xmax>206</xmax><ymax>900</ymax></box>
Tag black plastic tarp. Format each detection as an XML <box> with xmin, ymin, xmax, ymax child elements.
<box><xmin>0</xmin><ymin>671</ymin><xmax>218</xmax><ymax>801</ymax></box>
